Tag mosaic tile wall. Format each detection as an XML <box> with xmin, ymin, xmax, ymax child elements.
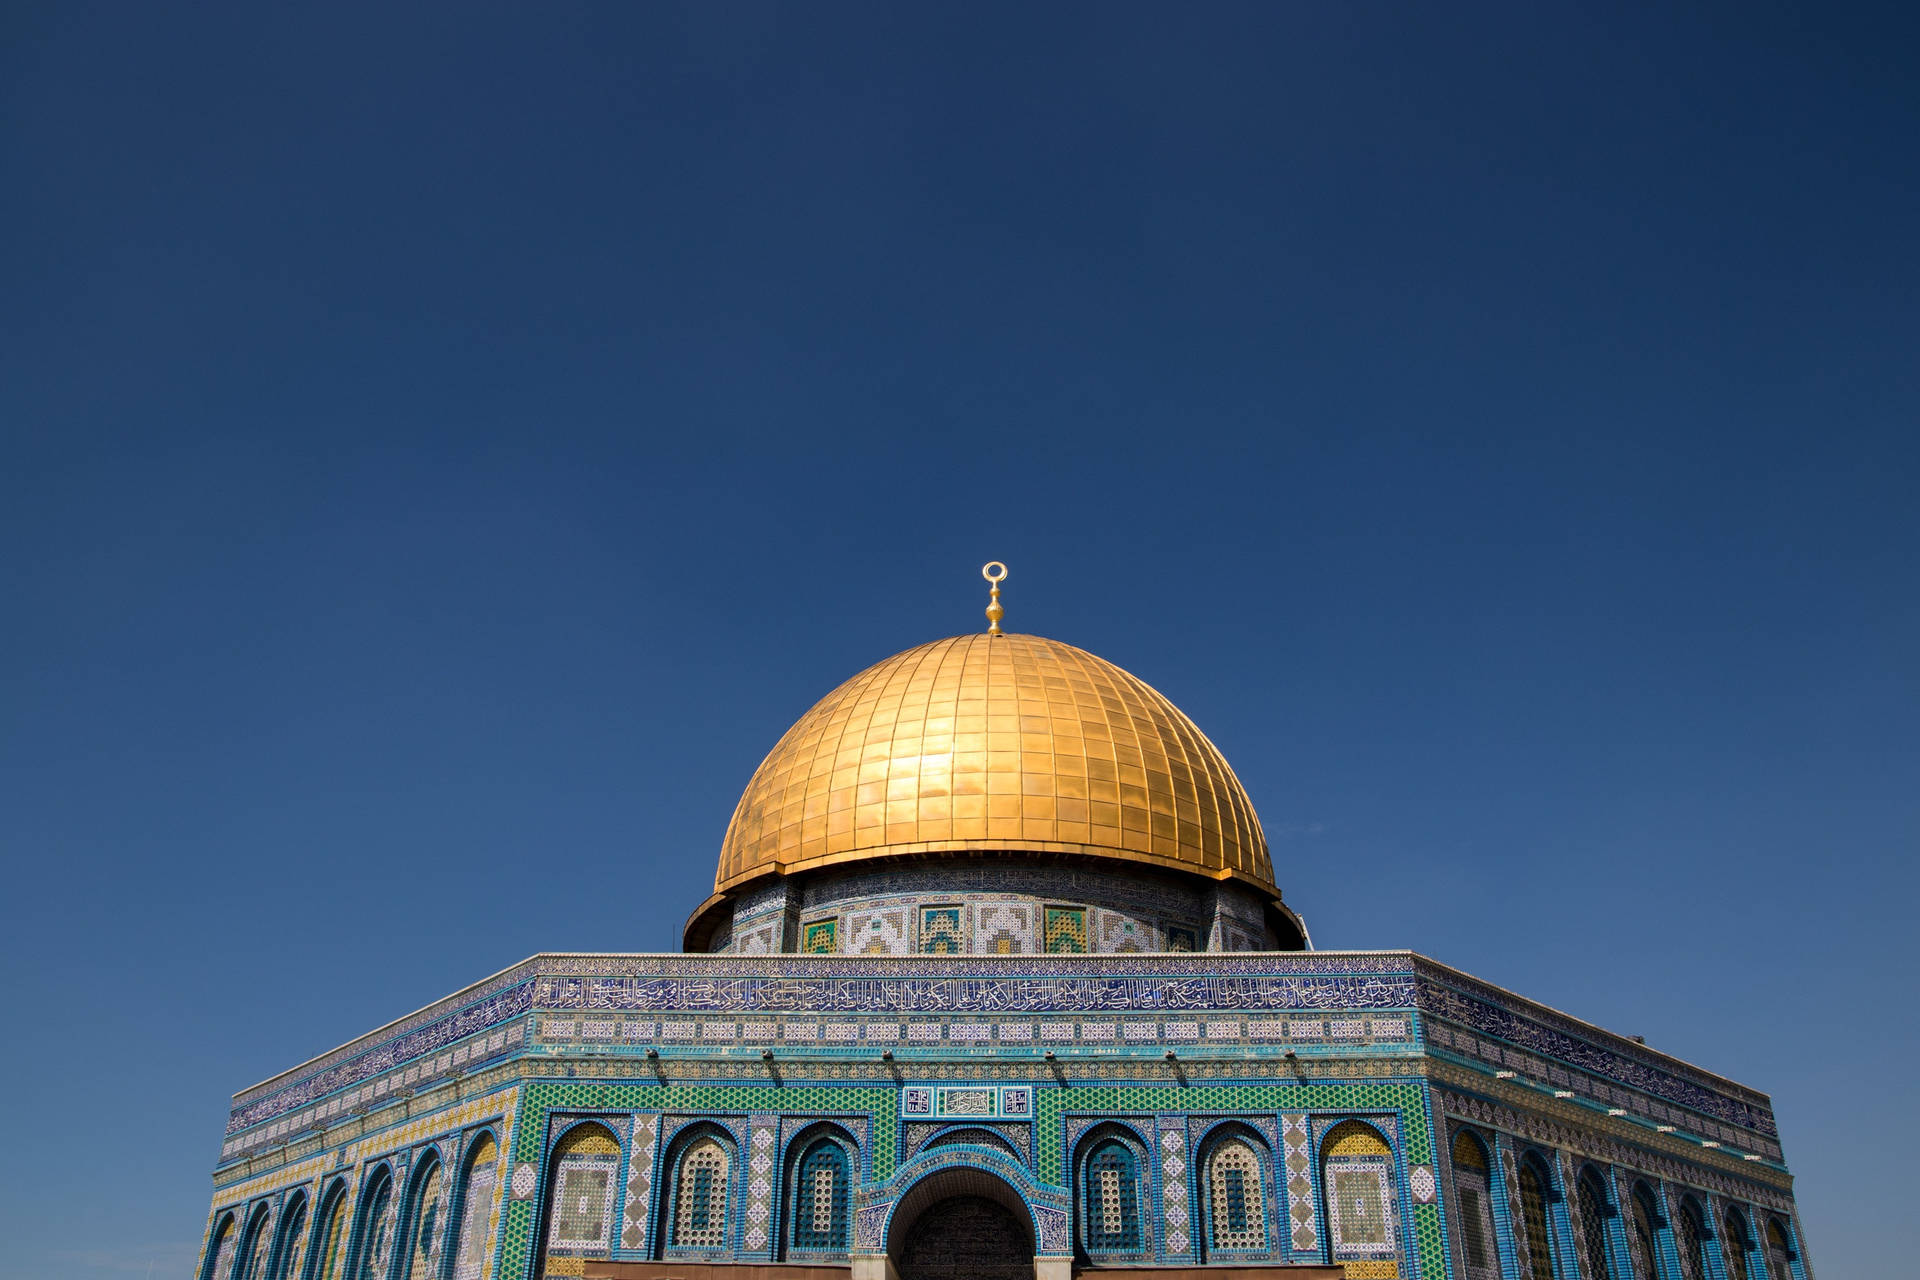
<box><xmin>203</xmin><ymin>950</ymin><xmax>1808</xmax><ymax>1280</ymax></box>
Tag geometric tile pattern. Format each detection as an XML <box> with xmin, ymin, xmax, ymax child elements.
<box><xmin>1282</xmin><ymin>1111</ymin><xmax>1320</xmax><ymax>1254</ymax></box>
<box><xmin>619</xmin><ymin>1115</ymin><xmax>657</xmax><ymax>1253</ymax></box>
<box><xmin>1158</xmin><ymin>1118</ymin><xmax>1192</xmax><ymax>1260</ymax></box>
<box><xmin>919</xmin><ymin>907</ymin><xmax>963</xmax><ymax>955</ymax></box>
<box><xmin>1043</xmin><ymin>906</ymin><xmax>1087</xmax><ymax>953</ymax></box>
<box><xmin>742</xmin><ymin>1115</ymin><xmax>778</xmax><ymax>1255</ymax></box>
<box><xmin>201</xmin><ymin>952</ymin><xmax>1801</xmax><ymax>1280</ymax></box>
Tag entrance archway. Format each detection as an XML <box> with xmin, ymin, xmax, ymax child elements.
<box><xmin>886</xmin><ymin>1166</ymin><xmax>1036</xmax><ymax>1280</ymax></box>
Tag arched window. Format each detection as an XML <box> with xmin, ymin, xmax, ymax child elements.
<box><xmin>670</xmin><ymin>1135</ymin><xmax>734</xmax><ymax>1253</ymax></box>
<box><xmin>1675</xmin><ymin>1196</ymin><xmax>1709</xmax><ymax>1280</ymax></box>
<box><xmin>400</xmin><ymin>1155</ymin><xmax>445</xmax><ymax>1280</ymax></box>
<box><xmin>303</xmin><ymin>1184</ymin><xmax>351</xmax><ymax>1280</ymax></box>
<box><xmin>1516</xmin><ymin>1155</ymin><xmax>1558</xmax><ymax>1280</ymax></box>
<box><xmin>1322</xmin><ymin>1121</ymin><xmax>1398</xmax><ymax>1275</ymax></box>
<box><xmin>1449</xmin><ymin>1131</ymin><xmax>1498</xmax><ymax>1280</ymax></box>
<box><xmin>1079</xmin><ymin>1136</ymin><xmax>1144</xmax><ymax>1256</ymax></box>
<box><xmin>1722</xmin><ymin>1207</ymin><xmax>1752</xmax><ymax>1280</ymax></box>
<box><xmin>542</xmin><ymin>1122</ymin><xmax>622</xmax><ymax>1268</ymax></box>
<box><xmin>1763</xmin><ymin>1218</ymin><xmax>1795</xmax><ymax>1280</ymax></box>
<box><xmin>351</xmin><ymin>1167</ymin><xmax>396</xmax><ymax>1280</ymax></box>
<box><xmin>235</xmin><ymin>1205</ymin><xmax>274</xmax><ymax>1280</ymax></box>
<box><xmin>1630</xmin><ymin>1183</ymin><xmax>1664</xmax><ymax>1280</ymax></box>
<box><xmin>202</xmin><ymin>1214</ymin><xmax>236</xmax><ymax>1280</ymax></box>
<box><xmin>1205</xmin><ymin>1136</ymin><xmax>1268</xmax><ymax>1254</ymax></box>
<box><xmin>788</xmin><ymin>1137</ymin><xmax>851</xmax><ymax>1254</ymax></box>
<box><xmin>269</xmin><ymin>1192</ymin><xmax>309</xmax><ymax>1280</ymax></box>
<box><xmin>449</xmin><ymin>1133</ymin><xmax>501</xmax><ymax>1280</ymax></box>
<box><xmin>1575</xmin><ymin>1168</ymin><xmax>1615</xmax><ymax>1280</ymax></box>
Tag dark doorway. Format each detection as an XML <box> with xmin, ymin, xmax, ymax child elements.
<box><xmin>895</xmin><ymin>1195</ymin><xmax>1030</xmax><ymax>1280</ymax></box>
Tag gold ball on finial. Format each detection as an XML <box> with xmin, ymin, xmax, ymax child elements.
<box><xmin>982</xmin><ymin>561</ymin><xmax>1008</xmax><ymax>635</ymax></box>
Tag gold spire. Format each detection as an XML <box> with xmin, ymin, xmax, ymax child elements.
<box><xmin>982</xmin><ymin>561</ymin><xmax>1007</xmax><ymax>635</ymax></box>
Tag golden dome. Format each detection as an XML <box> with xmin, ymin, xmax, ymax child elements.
<box><xmin>713</xmin><ymin>632</ymin><xmax>1274</xmax><ymax>895</ymax></box>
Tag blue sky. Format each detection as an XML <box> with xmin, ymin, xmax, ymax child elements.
<box><xmin>3</xmin><ymin>3</ymin><xmax>1915</xmax><ymax>1276</ymax></box>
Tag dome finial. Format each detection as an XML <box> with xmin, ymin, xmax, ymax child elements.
<box><xmin>982</xmin><ymin>561</ymin><xmax>1008</xmax><ymax>635</ymax></box>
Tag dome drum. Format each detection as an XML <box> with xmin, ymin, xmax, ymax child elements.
<box><xmin>685</xmin><ymin>855</ymin><xmax>1306</xmax><ymax>956</ymax></box>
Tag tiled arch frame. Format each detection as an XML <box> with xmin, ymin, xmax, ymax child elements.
<box><xmin>536</xmin><ymin>1117</ymin><xmax>626</xmax><ymax>1276</ymax></box>
<box><xmin>1671</xmin><ymin>1188</ymin><xmax>1718</xmax><ymax>1280</ymax></box>
<box><xmin>871</xmin><ymin>1143</ymin><xmax>1070</xmax><ymax>1261</ymax></box>
<box><xmin>1317</xmin><ymin>1116</ymin><xmax>1408</xmax><ymax>1279</ymax></box>
<box><xmin>300</xmin><ymin>1175</ymin><xmax>356</xmax><ymax>1280</ymax></box>
<box><xmin>234</xmin><ymin>1199</ymin><xmax>275</xmax><ymax>1280</ymax></box>
<box><xmin>446</xmin><ymin>1126</ymin><xmax>506</xmax><ymax>1280</ymax></box>
<box><xmin>1505</xmin><ymin>1143</ymin><xmax>1565</xmax><ymax>1280</ymax></box>
<box><xmin>1569</xmin><ymin>1158</ymin><xmax>1626</xmax><ymax>1280</ymax></box>
<box><xmin>653</xmin><ymin>1120</ymin><xmax>745</xmax><ymax>1262</ymax></box>
<box><xmin>1071</xmin><ymin>1120</ymin><xmax>1154</xmax><ymax>1265</ymax></box>
<box><xmin>779</xmin><ymin>1120</ymin><xmax>861</xmax><ymax>1260</ymax></box>
<box><xmin>344</xmin><ymin>1160</ymin><xmax>399</xmax><ymax>1280</ymax></box>
<box><xmin>1758</xmin><ymin>1209</ymin><xmax>1810</xmax><ymax>1280</ymax></box>
<box><xmin>1624</xmin><ymin>1174</ymin><xmax>1677</xmax><ymax>1280</ymax></box>
<box><xmin>1440</xmin><ymin>1121</ymin><xmax>1505</xmax><ymax>1280</ymax></box>
<box><xmin>394</xmin><ymin>1141</ymin><xmax>451</xmax><ymax>1280</ymax></box>
<box><xmin>1192</xmin><ymin>1119</ymin><xmax>1281</xmax><ymax>1263</ymax></box>
<box><xmin>200</xmin><ymin>1210</ymin><xmax>239</xmax><ymax>1280</ymax></box>
<box><xmin>264</xmin><ymin>1186</ymin><xmax>310</xmax><ymax>1280</ymax></box>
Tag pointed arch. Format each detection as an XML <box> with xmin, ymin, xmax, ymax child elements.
<box><xmin>302</xmin><ymin>1180</ymin><xmax>353</xmax><ymax>1280</ymax></box>
<box><xmin>1448</xmin><ymin>1130</ymin><xmax>1498</xmax><ymax>1280</ymax></box>
<box><xmin>540</xmin><ymin>1121</ymin><xmax>623</xmax><ymax>1272</ymax></box>
<box><xmin>235</xmin><ymin>1202</ymin><xmax>276</xmax><ymax>1280</ymax></box>
<box><xmin>1199</xmin><ymin>1122</ymin><xmax>1273</xmax><ymax>1257</ymax></box>
<box><xmin>349</xmin><ymin>1165</ymin><xmax>397</xmax><ymax>1280</ymax></box>
<box><xmin>1320</xmin><ymin>1119</ymin><xmax>1399</xmax><ymax>1276</ymax></box>
<box><xmin>1574</xmin><ymin>1165</ymin><xmax>1617</xmax><ymax>1280</ymax></box>
<box><xmin>1515</xmin><ymin>1151</ymin><xmax>1559</xmax><ymax>1280</ymax></box>
<box><xmin>661</xmin><ymin>1123</ymin><xmax>739</xmax><ymax>1258</ymax></box>
<box><xmin>923</xmin><ymin>1126</ymin><xmax>1021</xmax><ymax>1162</ymax></box>
<box><xmin>1762</xmin><ymin>1217</ymin><xmax>1796</xmax><ymax>1280</ymax></box>
<box><xmin>397</xmin><ymin>1150</ymin><xmax>447</xmax><ymax>1280</ymax></box>
<box><xmin>268</xmin><ymin>1190</ymin><xmax>310</xmax><ymax>1280</ymax></box>
<box><xmin>1721</xmin><ymin>1205</ymin><xmax>1753</xmax><ymax>1280</ymax></box>
<box><xmin>1675</xmin><ymin>1195</ymin><xmax>1710</xmax><ymax>1280</ymax></box>
<box><xmin>783</xmin><ymin>1124</ymin><xmax>855</xmax><ymax>1257</ymax></box>
<box><xmin>1629</xmin><ymin>1182</ymin><xmax>1664</xmax><ymax>1280</ymax></box>
<box><xmin>1072</xmin><ymin>1123</ymin><xmax>1148</xmax><ymax>1260</ymax></box>
<box><xmin>449</xmin><ymin>1131</ymin><xmax>502</xmax><ymax>1280</ymax></box>
<box><xmin>201</xmin><ymin>1212</ymin><xmax>238</xmax><ymax>1280</ymax></box>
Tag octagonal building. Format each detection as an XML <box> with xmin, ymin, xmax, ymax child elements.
<box><xmin>195</xmin><ymin>603</ymin><xmax>1812</xmax><ymax>1280</ymax></box>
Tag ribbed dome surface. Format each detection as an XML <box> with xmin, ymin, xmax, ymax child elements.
<box><xmin>715</xmin><ymin>633</ymin><xmax>1273</xmax><ymax>893</ymax></box>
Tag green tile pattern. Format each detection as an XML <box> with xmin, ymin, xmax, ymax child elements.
<box><xmin>497</xmin><ymin>1081</ymin><xmax>897</xmax><ymax>1280</ymax></box>
<box><xmin>1035</xmin><ymin>1080</ymin><xmax>1441</xmax><ymax>1279</ymax></box>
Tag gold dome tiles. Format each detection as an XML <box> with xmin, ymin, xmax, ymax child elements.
<box><xmin>716</xmin><ymin>633</ymin><xmax>1273</xmax><ymax>893</ymax></box>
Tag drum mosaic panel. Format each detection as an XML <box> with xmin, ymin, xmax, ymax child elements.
<box><xmin>750</xmin><ymin>863</ymin><xmax>1241</xmax><ymax>956</ymax></box>
<box><xmin>919</xmin><ymin>906</ymin><xmax>963</xmax><ymax>955</ymax></box>
<box><xmin>1043</xmin><ymin>905</ymin><xmax>1087</xmax><ymax>953</ymax></box>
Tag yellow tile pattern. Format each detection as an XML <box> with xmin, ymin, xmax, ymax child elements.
<box><xmin>716</xmin><ymin>633</ymin><xmax>1273</xmax><ymax>892</ymax></box>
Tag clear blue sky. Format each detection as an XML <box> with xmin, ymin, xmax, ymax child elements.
<box><xmin>3</xmin><ymin>3</ymin><xmax>1914</xmax><ymax>1276</ymax></box>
